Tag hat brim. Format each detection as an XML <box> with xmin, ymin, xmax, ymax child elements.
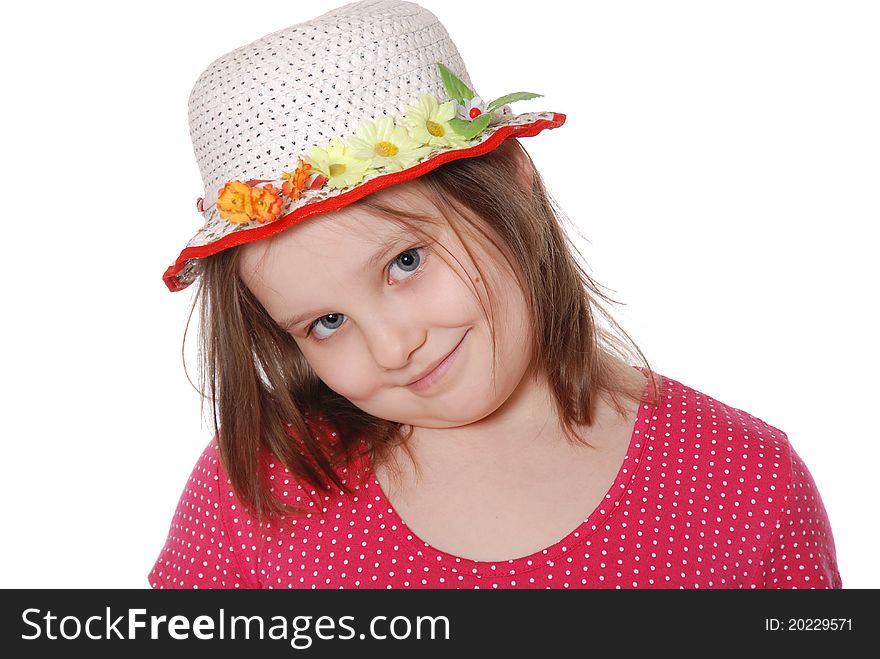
<box><xmin>163</xmin><ymin>112</ymin><xmax>566</xmax><ymax>292</ymax></box>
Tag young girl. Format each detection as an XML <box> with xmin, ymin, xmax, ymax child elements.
<box><xmin>151</xmin><ymin>0</ymin><xmax>841</xmax><ymax>589</ymax></box>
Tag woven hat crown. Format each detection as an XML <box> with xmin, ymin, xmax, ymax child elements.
<box><xmin>190</xmin><ymin>0</ymin><xmax>472</xmax><ymax>213</ymax></box>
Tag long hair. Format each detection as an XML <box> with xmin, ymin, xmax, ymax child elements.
<box><xmin>185</xmin><ymin>138</ymin><xmax>667</xmax><ymax>523</ymax></box>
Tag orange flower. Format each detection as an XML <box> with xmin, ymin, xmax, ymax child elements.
<box><xmin>281</xmin><ymin>159</ymin><xmax>313</xmax><ymax>200</ymax></box>
<box><xmin>251</xmin><ymin>184</ymin><xmax>284</xmax><ymax>224</ymax></box>
<box><xmin>216</xmin><ymin>181</ymin><xmax>254</xmax><ymax>224</ymax></box>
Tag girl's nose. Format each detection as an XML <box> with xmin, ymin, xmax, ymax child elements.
<box><xmin>361</xmin><ymin>313</ymin><xmax>425</xmax><ymax>373</ymax></box>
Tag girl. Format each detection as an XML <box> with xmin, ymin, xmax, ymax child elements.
<box><xmin>150</xmin><ymin>0</ymin><xmax>841</xmax><ymax>589</ymax></box>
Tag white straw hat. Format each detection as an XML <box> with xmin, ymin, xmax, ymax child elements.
<box><xmin>163</xmin><ymin>0</ymin><xmax>565</xmax><ymax>292</ymax></box>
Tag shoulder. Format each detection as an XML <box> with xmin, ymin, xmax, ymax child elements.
<box><xmin>645</xmin><ymin>373</ymin><xmax>793</xmax><ymax>545</ymax></box>
<box><xmin>150</xmin><ymin>417</ymin><xmax>370</xmax><ymax>589</ymax></box>
<box><xmin>652</xmin><ymin>372</ymin><xmax>794</xmax><ymax>483</ymax></box>
<box><xmin>649</xmin><ymin>373</ymin><xmax>840</xmax><ymax>587</ymax></box>
<box><xmin>164</xmin><ymin>439</ymin><xmax>229</xmax><ymax>526</ymax></box>
<box><xmin>148</xmin><ymin>437</ymin><xmax>262</xmax><ymax>588</ymax></box>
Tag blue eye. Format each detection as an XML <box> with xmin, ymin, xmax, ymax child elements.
<box><xmin>309</xmin><ymin>313</ymin><xmax>345</xmax><ymax>341</ymax></box>
<box><xmin>388</xmin><ymin>246</ymin><xmax>423</xmax><ymax>279</ymax></box>
<box><xmin>306</xmin><ymin>246</ymin><xmax>428</xmax><ymax>342</ymax></box>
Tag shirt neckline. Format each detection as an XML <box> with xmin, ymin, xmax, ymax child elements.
<box><xmin>361</xmin><ymin>367</ymin><xmax>661</xmax><ymax>577</ymax></box>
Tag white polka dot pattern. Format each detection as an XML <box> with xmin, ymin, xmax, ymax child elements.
<box><xmin>149</xmin><ymin>373</ymin><xmax>842</xmax><ymax>589</ymax></box>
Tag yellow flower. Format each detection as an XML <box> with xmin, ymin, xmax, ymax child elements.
<box><xmin>305</xmin><ymin>136</ymin><xmax>374</xmax><ymax>189</ymax></box>
<box><xmin>401</xmin><ymin>94</ymin><xmax>469</xmax><ymax>149</ymax></box>
<box><xmin>216</xmin><ymin>181</ymin><xmax>254</xmax><ymax>224</ymax></box>
<box><xmin>347</xmin><ymin>116</ymin><xmax>431</xmax><ymax>172</ymax></box>
<box><xmin>251</xmin><ymin>184</ymin><xmax>284</xmax><ymax>224</ymax></box>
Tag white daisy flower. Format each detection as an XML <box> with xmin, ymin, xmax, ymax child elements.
<box><xmin>456</xmin><ymin>95</ymin><xmax>488</xmax><ymax>121</ymax></box>
<box><xmin>401</xmin><ymin>94</ymin><xmax>469</xmax><ymax>149</ymax></box>
<box><xmin>305</xmin><ymin>136</ymin><xmax>374</xmax><ymax>189</ymax></box>
<box><xmin>347</xmin><ymin>116</ymin><xmax>431</xmax><ymax>172</ymax></box>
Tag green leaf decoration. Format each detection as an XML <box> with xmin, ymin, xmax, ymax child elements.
<box><xmin>448</xmin><ymin>113</ymin><xmax>492</xmax><ymax>140</ymax></box>
<box><xmin>437</xmin><ymin>62</ymin><xmax>475</xmax><ymax>104</ymax></box>
<box><xmin>487</xmin><ymin>92</ymin><xmax>543</xmax><ymax>114</ymax></box>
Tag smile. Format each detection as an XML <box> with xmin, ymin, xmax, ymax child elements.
<box><xmin>406</xmin><ymin>330</ymin><xmax>468</xmax><ymax>393</ymax></box>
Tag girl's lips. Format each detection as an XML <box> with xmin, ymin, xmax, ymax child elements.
<box><xmin>406</xmin><ymin>331</ymin><xmax>468</xmax><ymax>393</ymax></box>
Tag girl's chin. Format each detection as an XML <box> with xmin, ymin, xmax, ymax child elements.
<box><xmin>398</xmin><ymin>402</ymin><xmax>497</xmax><ymax>429</ymax></box>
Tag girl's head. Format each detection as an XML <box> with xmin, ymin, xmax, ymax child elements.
<box><xmin>192</xmin><ymin>139</ymin><xmax>664</xmax><ymax>521</ymax></box>
<box><xmin>168</xmin><ymin>1</ymin><xmax>665</xmax><ymax>521</ymax></box>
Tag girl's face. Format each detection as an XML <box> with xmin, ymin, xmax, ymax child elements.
<box><xmin>238</xmin><ymin>182</ymin><xmax>534</xmax><ymax>430</ymax></box>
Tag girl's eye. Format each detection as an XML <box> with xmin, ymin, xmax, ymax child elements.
<box><xmin>387</xmin><ymin>245</ymin><xmax>424</xmax><ymax>280</ymax></box>
<box><xmin>307</xmin><ymin>246</ymin><xmax>428</xmax><ymax>341</ymax></box>
<box><xmin>309</xmin><ymin>312</ymin><xmax>345</xmax><ymax>341</ymax></box>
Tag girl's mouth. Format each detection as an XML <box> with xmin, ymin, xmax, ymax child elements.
<box><xmin>406</xmin><ymin>330</ymin><xmax>468</xmax><ymax>393</ymax></box>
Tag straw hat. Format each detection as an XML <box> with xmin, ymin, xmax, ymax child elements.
<box><xmin>163</xmin><ymin>0</ymin><xmax>565</xmax><ymax>292</ymax></box>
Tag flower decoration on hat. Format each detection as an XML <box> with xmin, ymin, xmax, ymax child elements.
<box><xmin>216</xmin><ymin>181</ymin><xmax>256</xmax><ymax>225</ymax></box>
<box><xmin>217</xmin><ymin>181</ymin><xmax>286</xmax><ymax>225</ymax></box>
<box><xmin>281</xmin><ymin>158</ymin><xmax>314</xmax><ymax>200</ymax></box>
<box><xmin>213</xmin><ymin>62</ymin><xmax>542</xmax><ymax>227</ymax></box>
<box><xmin>307</xmin><ymin>137</ymin><xmax>374</xmax><ymax>190</ymax></box>
<box><xmin>251</xmin><ymin>184</ymin><xmax>284</xmax><ymax>224</ymax></box>
<box><xmin>402</xmin><ymin>94</ymin><xmax>470</xmax><ymax>149</ymax></box>
<box><xmin>456</xmin><ymin>96</ymin><xmax>487</xmax><ymax>121</ymax></box>
<box><xmin>437</xmin><ymin>63</ymin><xmax>542</xmax><ymax>139</ymax></box>
<box><xmin>348</xmin><ymin>116</ymin><xmax>431</xmax><ymax>172</ymax></box>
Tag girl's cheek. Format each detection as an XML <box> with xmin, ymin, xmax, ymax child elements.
<box><xmin>422</xmin><ymin>258</ymin><xmax>482</xmax><ymax>317</ymax></box>
<box><xmin>304</xmin><ymin>343</ymin><xmax>378</xmax><ymax>399</ymax></box>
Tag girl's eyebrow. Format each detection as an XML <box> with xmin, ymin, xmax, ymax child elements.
<box><xmin>277</xmin><ymin>233</ymin><xmax>414</xmax><ymax>331</ymax></box>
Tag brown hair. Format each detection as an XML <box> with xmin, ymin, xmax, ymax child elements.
<box><xmin>185</xmin><ymin>138</ymin><xmax>668</xmax><ymax>523</ymax></box>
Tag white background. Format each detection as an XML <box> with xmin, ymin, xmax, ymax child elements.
<box><xmin>1</xmin><ymin>0</ymin><xmax>876</xmax><ymax>588</ymax></box>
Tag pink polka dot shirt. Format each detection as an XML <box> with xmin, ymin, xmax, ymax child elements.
<box><xmin>149</xmin><ymin>372</ymin><xmax>842</xmax><ymax>589</ymax></box>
